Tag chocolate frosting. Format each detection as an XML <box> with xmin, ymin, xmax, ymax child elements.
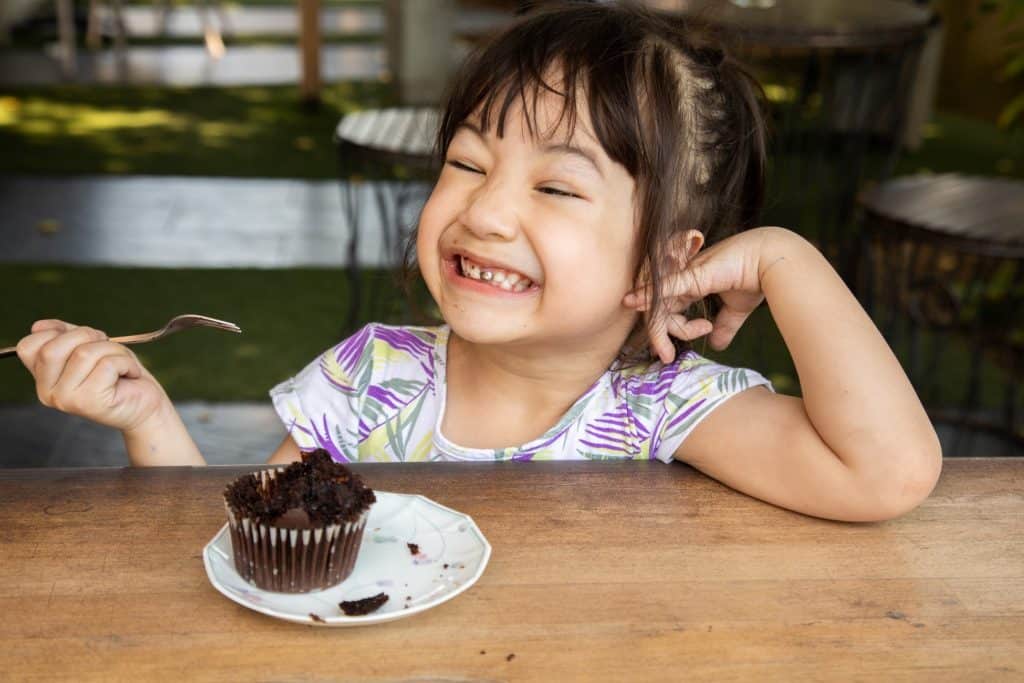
<box><xmin>224</xmin><ymin>449</ymin><xmax>375</xmax><ymax>526</ymax></box>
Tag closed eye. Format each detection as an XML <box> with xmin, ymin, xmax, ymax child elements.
<box><xmin>446</xmin><ymin>160</ymin><xmax>482</xmax><ymax>174</ymax></box>
<box><xmin>447</xmin><ymin>160</ymin><xmax>581</xmax><ymax>199</ymax></box>
<box><xmin>538</xmin><ymin>187</ymin><xmax>580</xmax><ymax>199</ymax></box>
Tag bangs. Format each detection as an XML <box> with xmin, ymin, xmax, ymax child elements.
<box><xmin>435</xmin><ymin>3</ymin><xmax>647</xmax><ymax>178</ymax></box>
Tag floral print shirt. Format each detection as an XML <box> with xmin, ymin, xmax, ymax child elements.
<box><xmin>270</xmin><ymin>323</ymin><xmax>772</xmax><ymax>463</ymax></box>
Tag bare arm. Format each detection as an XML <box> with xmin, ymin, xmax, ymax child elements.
<box><xmin>676</xmin><ymin>229</ymin><xmax>941</xmax><ymax>521</ymax></box>
<box><xmin>121</xmin><ymin>399</ymin><xmax>206</xmax><ymax>466</ymax></box>
<box><xmin>628</xmin><ymin>227</ymin><xmax>942</xmax><ymax>521</ymax></box>
<box><xmin>267</xmin><ymin>434</ymin><xmax>303</xmax><ymax>465</ymax></box>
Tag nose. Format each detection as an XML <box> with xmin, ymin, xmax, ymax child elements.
<box><xmin>457</xmin><ymin>174</ymin><xmax>519</xmax><ymax>241</ymax></box>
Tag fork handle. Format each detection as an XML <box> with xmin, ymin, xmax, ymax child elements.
<box><xmin>0</xmin><ymin>334</ymin><xmax>147</xmax><ymax>359</ymax></box>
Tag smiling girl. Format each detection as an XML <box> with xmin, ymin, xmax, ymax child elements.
<box><xmin>16</xmin><ymin>1</ymin><xmax>941</xmax><ymax>521</ymax></box>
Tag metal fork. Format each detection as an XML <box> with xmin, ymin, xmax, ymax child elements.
<box><xmin>1</xmin><ymin>314</ymin><xmax>242</xmax><ymax>358</ymax></box>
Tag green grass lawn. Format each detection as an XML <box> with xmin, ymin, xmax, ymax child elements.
<box><xmin>0</xmin><ymin>82</ymin><xmax>396</xmax><ymax>178</ymax></box>
<box><xmin>0</xmin><ymin>266</ymin><xmax>406</xmax><ymax>402</ymax></box>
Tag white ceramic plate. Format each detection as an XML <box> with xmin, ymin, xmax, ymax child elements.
<box><xmin>203</xmin><ymin>492</ymin><xmax>491</xmax><ymax>626</ymax></box>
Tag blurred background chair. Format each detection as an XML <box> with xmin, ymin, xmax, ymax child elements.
<box><xmin>858</xmin><ymin>173</ymin><xmax>1024</xmax><ymax>454</ymax></box>
<box><xmin>334</xmin><ymin>107</ymin><xmax>439</xmax><ymax>330</ymax></box>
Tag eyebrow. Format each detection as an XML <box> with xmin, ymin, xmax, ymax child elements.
<box><xmin>455</xmin><ymin>122</ymin><xmax>606</xmax><ymax>179</ymax></box>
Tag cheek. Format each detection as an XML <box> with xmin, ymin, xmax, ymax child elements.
<box><xmin>416</xmin><ymin>191</ymin><xmax>448</xmax><ymax>260</ymax></box>
<box><xmin>544</xmin><ymin>236</ymin><xmax>633</xmax><ymax>302</ymax></box>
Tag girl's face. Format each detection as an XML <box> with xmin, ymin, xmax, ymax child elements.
<box><xmin>417</xmin><ymin>90</ymin><xmax>640</xmax><ymax>354</ymax></box>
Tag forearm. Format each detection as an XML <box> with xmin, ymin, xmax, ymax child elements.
<box><xmin>122</xmin><ymin>398</ymin><xmax>206</xmax><ymax>466</ymax></box>
<box><xmin>758</xmin><ymin>228</ymin><xmax>941</xmax><ymax>479</ymax></box>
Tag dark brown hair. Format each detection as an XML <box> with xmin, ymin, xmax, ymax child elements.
<box><xmin>407</xmin><ymin>0</ymin><xmax>767</xmax><ymax>363</ymax></box>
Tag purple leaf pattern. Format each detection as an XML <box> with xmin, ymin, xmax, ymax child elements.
<box><xmin>270</xmin><ymin>324</ymin><xmax>771</xmax><ymax>463</ymax></box>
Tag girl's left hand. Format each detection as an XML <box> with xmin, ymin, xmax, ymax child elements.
<box><xmin>623</xmin><ymin>227</ymin><xmax>781</xmax><ymax>364</ymax></box>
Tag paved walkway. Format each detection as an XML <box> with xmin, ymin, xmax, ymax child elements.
<box><xmin>2</xmin><ymin>402</ymin><xmax>283</xmax><ymax>467</ymax></box>
<box><xmin>0</xmin><ymin>174</ymin><xmax>428</xmax><ymax>268</ymax></box>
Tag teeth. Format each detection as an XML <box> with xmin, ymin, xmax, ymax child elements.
<box><xmin>459</xmin><ymin>255</ymin><xmax>533</xmax><ymax>291</ymax></box>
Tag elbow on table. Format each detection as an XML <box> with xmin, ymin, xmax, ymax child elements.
<box><xmin>858</xmin><ymin>441</ymin><xmax>944</xmax><ymax>522</ymax></box>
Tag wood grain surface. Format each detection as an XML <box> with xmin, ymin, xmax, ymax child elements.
<box><xmin>1</xmin><ymin>459</ymin><xmax>1021</xmax><ymax>681</ymax></box>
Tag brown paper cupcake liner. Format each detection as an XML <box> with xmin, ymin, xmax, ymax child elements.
<box><xmin>227</xmin><ymin>506</ymin><xmax>369</xmax><ymax>593</ymax></box>
<box><xmin>225</xmin><ymin>468</ymin><xmax>370</xmax><ymax>593</ymax></box>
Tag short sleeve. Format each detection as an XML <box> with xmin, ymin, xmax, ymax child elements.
<box><xmin>269</xmin><ymin>324</ymin><xmax>376</xmax><ymax>462</ymax></box>
<box><xmin>647</xmin><ymin>353</ymin><xmax>773</xmax><ymax>464</ymax></box>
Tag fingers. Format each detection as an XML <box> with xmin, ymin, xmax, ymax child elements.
<box><xmin>646</xmin><ymin>312</ymin><xmax>674</xmax><ymax>365</ymax></box>
<box><xmin>624</xmin><ymin>263</ymin><xmax>714</xmax><ymax>311</ymax></box>
<box><xmin>16</xmin><ymin>320</ymin><xmax>73</xmax><ymax>367</ymax></box>
<box><xmin>666</xmin><ymin>314</ymin><xmax>714</xmax><ymax>343</ymax></box>
<box><xmin>31</xmin><ymin>319</ymin><xmax>75</xmax><ymax>334</ymax></box>
<box><xmin>646</xmin><ymin>312</ymin><xmax>714</xmax><ymax>365</ymax></box>
<box><xmin>62</xmin><ymin>349</ymin><xmax>143</xmax><ymax>414</ymax></box>
<box><xmin>707</xmin><ymin>307</ymin><xmax>752</xmax><ymax>351</ymax></box>
<box><xmin>22</xmin><ymin>326</ymin><xmax>108</xmax><ymax>404</ymax></box>
<box><xmin>49</xmin><ymin>341</ymin><xmax>140</xmax><ymax>409</ymax></box>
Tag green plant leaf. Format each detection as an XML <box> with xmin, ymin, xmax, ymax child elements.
<box><xmin>998</xmin><ymin>92</ymin><xmax>1024</xmax><ymax>128</ymax></box>
<box><xmin>1001</xmin><ymin>52</ymin><xmax>1024</xmax><ymax>80</ymax></box>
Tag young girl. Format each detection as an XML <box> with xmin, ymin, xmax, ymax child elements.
<box><xmin>15</xmin><ymin>1</ymin><xmax>941</xmax><ymax>522</ymax></box>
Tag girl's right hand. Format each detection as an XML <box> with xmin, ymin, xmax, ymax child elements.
<box><xmin>16</xmin><ymin>320</ymin><xmax>171</xmax><ymax>434</ymax></box>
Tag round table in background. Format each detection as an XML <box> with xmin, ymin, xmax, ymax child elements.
<box><xmin>858</xmin><ymin>173</ymin><xmax>1024</xmax><ymax>452</ymax></box>
<box><xmin>334</xmin><ymin>107</ymin><xmax>440</xmax><ymax>330</ymax></box>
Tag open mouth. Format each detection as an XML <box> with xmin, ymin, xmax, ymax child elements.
<box><xmin>455</xmin><ymin>254</ymin><xmax>536</xmax><ymax>293</ymax></box>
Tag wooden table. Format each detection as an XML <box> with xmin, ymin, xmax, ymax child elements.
<box><xmin>2</xmin><ymin>459</ymin><xmax>1021</xmax><ymax>680</ymax></box>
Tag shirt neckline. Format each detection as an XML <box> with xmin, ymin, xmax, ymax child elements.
<box><xmin>430</xmin><ymin>325</ymin><xmax>608</xmax><ymax>460</ymax></box>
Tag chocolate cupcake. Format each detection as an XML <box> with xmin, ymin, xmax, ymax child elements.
<box><xmin>223</xmin><ymin>449</ymin><xmax>375</xmax><ymax>593</ymax></box>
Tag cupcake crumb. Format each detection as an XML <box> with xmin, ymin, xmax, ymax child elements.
<box><xmin>407</xmin><ymin>542</ymin><xmax>420</xmax><ymax>555</ymax></box>
<box><xmin>479</xmin><ymin>650</ymin><xmax>486</xmax><ymax>655</ymax></box>
<box><xmin>309</xmin><ymin>613</ymin><xmax>326</xmax><ymax>623</ymax></box>
<box><xmin>339</xmin><ymin>592</ymin><xmax>389</xmax><ymax>616</ymax></box>
<box><xmin>506</xmin><ymin>654</ymin><xmax>515</xmax><ymax>662</ymax></box>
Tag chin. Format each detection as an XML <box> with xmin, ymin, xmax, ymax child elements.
<box><xmin>442</xmin><ymin>308</ymin><xmax>531</xmax><ymax>345</ymax></box>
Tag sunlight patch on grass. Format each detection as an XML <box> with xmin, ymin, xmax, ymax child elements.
<box><xmin>197</xmin><ymin>120</ymin><xmax>257</xmax><ymax>147</ymax></box>
<box><xmin>922</xmin><ymin>122</ymin><xmax>943</xmax><ymax>140</ymax></box>
<box><xmin>0</xmin><ymin>96</ymin><xmax>20</xmax><ymax>125</ymax></box>
<box><xmin>20</xmin><ymin>119</ymin><xmax>58</xmax><ymax>135</ymax></box>
<box><xmin>66</xmin><ymin>108</ymin><xmax>188</xmax><ymax>134</ymax></box>
<box><xmin>0</xmin><ymin>83</ymin><xmax>395</xmax><ymax>178</ymax></box>
<box><xmin>762</xmin><ymin>83</ymin><xmax>796</xmax><ymax>104</ymax></box>
<box><xmin>5</xmin><ymin>97</ymin><xmax>190</xmax><ymax>136</ymax></box>
<box><xmin>30</xmin><ymin>269</ymin><xmax>65</xmax><ymax>285</ymax></box>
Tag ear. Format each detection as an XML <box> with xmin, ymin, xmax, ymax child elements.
<box><xmin>668</xmin><ymin>229</ymin><xmax>705</xmax><ymax>266</ymax></box>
